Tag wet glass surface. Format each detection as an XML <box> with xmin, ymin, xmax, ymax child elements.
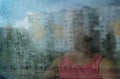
<box><xmin>0</xmin><ymin>0</ymin><xmax>120</xmax><ymax>79</ymax></box>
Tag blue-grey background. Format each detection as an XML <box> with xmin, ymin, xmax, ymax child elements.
<box><xmin>0</xmin><ymin>0</ymin><xmax>120</xmax><ymax>79</ymax></box>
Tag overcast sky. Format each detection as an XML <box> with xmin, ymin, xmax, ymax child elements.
<box><xmin>0</xmin><ymin>0</ymin><xmax>119</xmax><ymax>25</ymax></box>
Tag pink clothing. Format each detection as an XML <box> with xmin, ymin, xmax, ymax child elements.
<box><xmin>58</xmin><ymin>54</ymin><xmax>103</xmax><ymax>79</ymax></box>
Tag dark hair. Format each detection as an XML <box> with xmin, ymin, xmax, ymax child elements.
<box><xmin>82</xmin><ymin>35</ymin><xmax>93</xmax><ymax>43</ymax></box>
<box><xmin>82</xmin><ymin>35</ymin><xmax>99</xmax><ymax>54</ymax></box>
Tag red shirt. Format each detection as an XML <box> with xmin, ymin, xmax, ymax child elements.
<box><xmin>58</xmin><ymin>54</ymin><xmax>103</xmax><ymax>79</ymax></box>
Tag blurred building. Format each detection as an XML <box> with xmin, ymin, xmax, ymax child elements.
<box><xmin>98</xmin><ymin>6</ymin><xmax>120</xmax><ymax>51</ymax></box>
<box><xmin>45</xmin><ymin>13</ymin><xmax>55</xmax><ymax>54</ymax></box>
<box><xmin>112</xmin><ymin>20</ymin><xmax>120</xmax><ymax>51</ymax></box>
<box><xmin>27</xmin><ymin>12</ymin><xmax>47</xmax><ymax>53</ymax></box>
<box><xmin>53</xmin><ymin>10</ymin><xmax>68</xmax><ymax>52</ymax></box>
<box><xmin>70</xmin><ymin>7</ymin><xmax>100</xmax><ymax>51</ymax></box>
<box><xmin>62</xmin><ymin>7</ymin><xmax>100</xmax><ymax>52</ymax></box>
<box><xmin>111</xmin><ymin>6</ymin><xmax>120</xmax><ymax>52</ymax></box>
<box><xmin>64</xmin><ymin>10</ymin><xmax>75</xmax><ymax>52</ymax></box>
<box><xmin>82</xmin><ymin>7</ymin><xmax>100</xmax><ymax>51</ymax></box>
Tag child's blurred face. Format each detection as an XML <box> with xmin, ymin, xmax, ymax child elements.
<box><xmin>73</xmin><ymin>26</ymin><xmax>93</xmax><ymax>53</ymax></box>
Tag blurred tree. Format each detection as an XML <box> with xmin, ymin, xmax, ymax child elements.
<box><xmin>5</xmin><ymin>25</ymin><xmax>13</xmax><ymax>69</ymax></box>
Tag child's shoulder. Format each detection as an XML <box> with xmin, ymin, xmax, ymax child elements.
<box><xmin>49</xmin><ymin>54</ymin><xmax>65</xmax><ymax>68</ymax></box>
